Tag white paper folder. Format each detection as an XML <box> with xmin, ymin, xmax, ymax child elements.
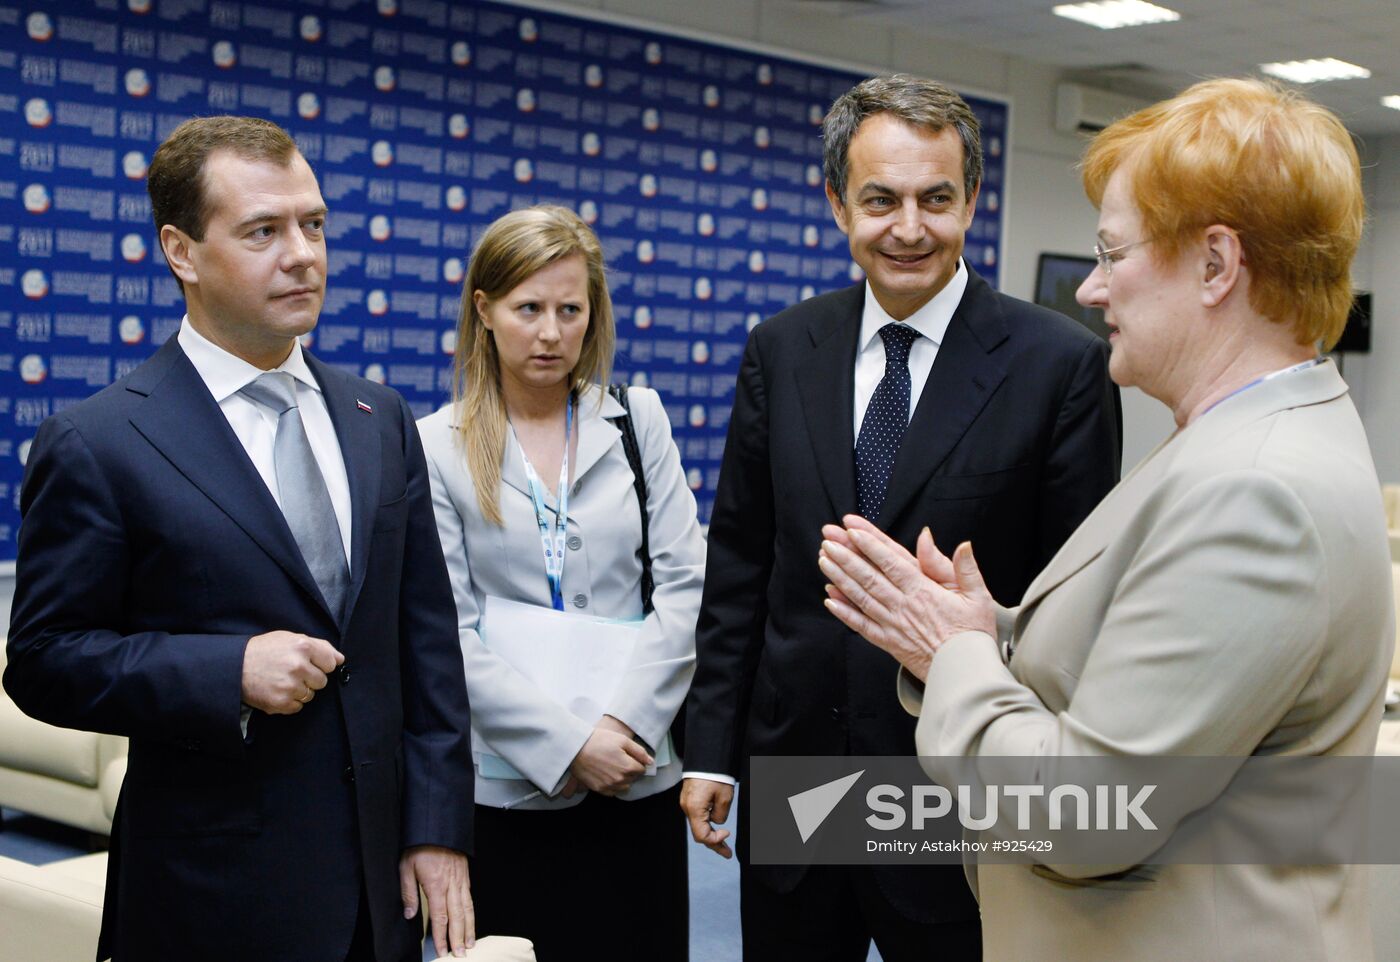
<box><xmin>476</xmin><ymin>595</ymin><xmax>670</xmax><ymax>781</ymax></box>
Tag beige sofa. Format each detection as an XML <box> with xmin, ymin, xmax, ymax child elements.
<box><xmin>1375</xmin><ymin>561</ymin><xmax>1400</xmax><ymax>962</ymax></box>
<box><xmin>0</xmin><ymin>852</ymin><xmax>106</xmax><ymax>962</ymax></box>
<box><xmin>1377</xmin><ymin>563</ymin><xmax>1400</xmax><ymax>753</ymax></box>
<box><xmin>1385</xmin><ymin>484</ymin><xmax>1400</xmax><ymax>562</ymax></box>
<box><xmin>0</xmin><ymin>646</ymin><xmax>126</xmax><ymax>835</ymax></box>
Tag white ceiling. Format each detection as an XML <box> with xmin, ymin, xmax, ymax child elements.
<box><xmin>805</xmin><ymin>0</ymin><xmax>1400</xmax><ymax>136</ymax></box>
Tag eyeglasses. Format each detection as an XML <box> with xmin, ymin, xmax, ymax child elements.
<box><xmin>1093</xmin><ymin>238</ymin><xmax>1152</xmax><ymax>276</ymax></box>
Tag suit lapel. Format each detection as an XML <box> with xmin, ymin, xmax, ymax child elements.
<box><xmin>307</xmin><ymin>353</ymin><xmax>380</xmax><ymax>626</ymax></box>
<box><xmin>499</xmin><ymin>426</ymin><xmax>530</xmax><ymax>500</ymax></box>
<box><xmin>1169</xmin><ymin>358</ymin><xmax>1347</xmax><ymax>464</ymax></box>
<box><xmin>1017</xmin><ymin>459</ymin><xmax>1159</xmax><ymax>626</ymax></box>
<box><xmin>573</xmin><ymin>387</ymin><xmax>625</xmax><ymax>488</ymax></box>
<box><xmin>1013</xmin><ymin>362</ymin><xmax>1346</xmax><ymax>616</ymax></box>
<box><xmin>1015</xmin><ymin>421</ymin><xmax>1185</xmax><ymax>618</ymax></box>
<box><xmin>877</xmin><ymin>268</ymin><xmax>1008</xmax><ymax>527</ymax></box>
<box><xmin>795</xmin><ymin>286</ymin><xmax>862</xmax><ymax>519</ymax></box>
<box><xmin>125</xmin><ymin>338</ymin><xmax>330</xmax><ymax>618</ymax></box>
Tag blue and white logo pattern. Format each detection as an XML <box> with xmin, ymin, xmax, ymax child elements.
<box><xmin>0</xmin><ymin>0</ymin><xmax>1007</xmax><ymax>560</ymax></box>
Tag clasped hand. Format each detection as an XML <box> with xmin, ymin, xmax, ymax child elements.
<box><xmin>564</xmin><ymin>714</ymin><xmax>653</xmax><ymax>797</ymax></box>
<box><xmin>818</xmin><ymin>514</ymin><xmax>996</xmax><ymax>681</ymax></box>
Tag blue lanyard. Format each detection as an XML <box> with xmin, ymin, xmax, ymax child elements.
<box><xmin>520</xmin><ymin>397</ymin><xmax>573</xmax><ymax>611</ymax></box>
<box><xmin>1200</xmin><ymin>357</ymin><xmax>1324</xmax><ymax>417</ymax></box>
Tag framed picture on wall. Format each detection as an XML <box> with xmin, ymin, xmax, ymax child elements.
<box><xmin>1035</xmin><ymin>253</ymin><xmax>1108</xmax><ymax>341</ymax></box>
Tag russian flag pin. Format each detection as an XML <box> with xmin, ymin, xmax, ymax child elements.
<box><xmin>356</xmin><ymin>399</ymin><xmax>373</xmax><ymax>414</ymax></box>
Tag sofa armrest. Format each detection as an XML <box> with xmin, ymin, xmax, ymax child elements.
<box><xmin>0</xmin><ymin>855</ymin><xmax>104</xmax><ymax>962</ymax></box>
<box><xmin>99</xmin><ymin>755</ymin><xmax>126</xmax><ymax>825</ymax></box>
<box><xmin>96</xmin><ymin>732</ymin><xmax>128</xmax><ymax>777</ymax></box>
<box><xmin>430</xmin><ymin>936</ymin><xmax>536</xmax><ymax>961</ymax></box>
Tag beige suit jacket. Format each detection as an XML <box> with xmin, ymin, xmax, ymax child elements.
<box><xmin>904</xmin><ymin>361</ymin><xmax>1395</xmax><ymax>961</ymax></box>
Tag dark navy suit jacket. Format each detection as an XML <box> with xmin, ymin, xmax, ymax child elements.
<box><xmin>5</xmin><ymin>336</ymin><xmax>473</xmax><ymax>962</ymax></box>
<box><xmin>686</xmin><ymin>266</ymin><xmax>1121</xmax><ymax>932</ymax></box>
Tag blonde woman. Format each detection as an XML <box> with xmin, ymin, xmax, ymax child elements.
<box><xmin>419</xmin><ymin>206</ymin><xmax>704</xmax><ymax>960</ymax></box>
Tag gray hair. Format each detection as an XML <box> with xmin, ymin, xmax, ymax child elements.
<box><xmin>822</xmin><ymin>74</ymin><xmax>983</xmax><ymax>205</ymax></box>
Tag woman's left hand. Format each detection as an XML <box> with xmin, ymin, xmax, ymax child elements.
<box><xmin>818</xmin><ymin>515</ymin><xmax>996</xmax><ymax>682</ymax></box>
<box><xmin>568</xmin><ymin>714</ymin><xmax>652</xmax><ymax>796</ymax></box>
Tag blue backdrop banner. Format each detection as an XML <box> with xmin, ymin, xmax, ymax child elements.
<box><xmin>0</xmin><ymin>0</ymin><xmax>1008</xmax><ymax>562</ymax></box>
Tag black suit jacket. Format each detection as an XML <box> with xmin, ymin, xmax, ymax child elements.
<box><xmin>4</xmin><ymin>336</ymin><xmax>474</xmax><ymax>962</ymax></box>
<box><xmin>686</xmin><ymin>267</ymin><xmax>1120</xmax><ymax>921</ymax></box>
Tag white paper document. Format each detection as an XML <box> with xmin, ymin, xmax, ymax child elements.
<box><xmin>477</xmin><ymin>595</ymin><xmax>670</xmax><ymax>780</ymax></box>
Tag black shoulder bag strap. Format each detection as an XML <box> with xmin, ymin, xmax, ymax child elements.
<box><xmin>609</xmin><ymin>383</ymin><xmax>689</xmax><ymax>756</ymax></box>
<box><xmin>607</xmin><ymin>383</ymin><xmax>654</xmax><ymax>614</ymax></box>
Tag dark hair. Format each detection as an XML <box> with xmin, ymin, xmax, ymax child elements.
<box><xmin>146</xmin><ymin>115</ymin><xmax>298</xmax><ymax>242</ymax></box>
<box><xmin>823</xmin><ymin>74</ymin><xmax>982</xmax><ymax>204</ymax></box>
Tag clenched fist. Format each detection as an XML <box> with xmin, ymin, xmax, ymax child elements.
<box><xmin>241</xmin><ymin>630</ymin><xmax>344</xmax><ymax>715</ymax></box>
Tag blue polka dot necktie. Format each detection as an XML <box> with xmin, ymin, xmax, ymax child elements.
<box><xmin>855</xmin><ymin>322</ymin><xmax>920</xmax><ymax>519</ymax></box>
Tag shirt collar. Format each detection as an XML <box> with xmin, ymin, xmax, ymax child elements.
<box><xmin>178</xmin><ymin>316</ymin><xmax>321</xmax><ymax>403</ymax></box>
<box><xmin>858</xmin><ymin>258</ymin><xmax>968</xmax><ymax>354</ymax></box>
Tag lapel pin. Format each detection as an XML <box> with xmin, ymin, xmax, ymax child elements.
<box><xmin>356</xmin><ymin>399</ymin><xmax>373</xmax><ymax>414</ymax></box>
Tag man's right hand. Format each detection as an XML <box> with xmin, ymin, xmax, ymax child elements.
<box><xmin>241</xmin><ymin>631</ymin><xmax>344</xmax><ymax>715</ymax></box>
<box><xmin>681</xmin><ymin>777</ymin><xmax>734</xmax><ymax>859</ymax></box>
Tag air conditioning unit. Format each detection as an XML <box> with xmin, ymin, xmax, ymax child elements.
<box><xmin>1055</xmin><ymin>82</ymin><xmax>1149</xmax><ymax>134</ymax></box>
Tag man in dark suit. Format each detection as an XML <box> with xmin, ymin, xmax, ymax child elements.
<box><xmin>4</xmin><ymin>116</ymin><xmax>475</xmax><ymax>962</ymax></box>
<box><xmin>681</xmin><ymin>75</ymin><xmax>1121</xmax><ymax>961</ymax></box>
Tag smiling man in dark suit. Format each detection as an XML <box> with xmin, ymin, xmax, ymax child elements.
<box><xmin>680</xmin><ymin>74</ymin><xmax>1122</xmax><ymax>961</ymax></box>
<box><xmin>5</xmin><ymin>116</ymin><xmax>474</xmax><ymax>962</ymax></box>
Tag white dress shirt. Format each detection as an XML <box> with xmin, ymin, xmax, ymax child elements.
<box><xmin>177</xmin><ymin>318</ymin><xmax>353</xmax><ymax>563</ymax></box>
<box><xmin>684</xmin><ymin>263</ymin><xmax>969</xmax><ymax>789</ymax></box>
<box><xmin>852</xmin><ymin>258</ymin><xmax>967</xmax><ymax>440</ymax></box>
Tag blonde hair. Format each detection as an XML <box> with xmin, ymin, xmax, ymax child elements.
<box><xmin>1081</xmin><ymin>77</ymin><xmax>1363</xmax><ymax>348</ymax></box>
<box><xmin>451</xmin><ymin>205</ymin><xmax>615</xmax><ymax>525</ymax></box>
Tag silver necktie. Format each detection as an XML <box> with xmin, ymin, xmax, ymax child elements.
<box><xmin>239</xmin><ymin>371</ymin><xmax>349</xmax><ymax>620</ymax></box>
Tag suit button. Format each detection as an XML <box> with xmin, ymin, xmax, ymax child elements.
<box><xmin>572</xmin><ymin>593</ymin><xmax>588</xmax><ymax>608</ymax></box>
<box><xmin>566</xmin><ymin>535</ymin><xmax>582</xmax><ymax>551</ymax></box>
<box><xmin>829</xmin><ymin>708</ymin><xmax>843</xmax><ymax>722</ymax></box>
<box><xmin>339</xmin><ymin>666</ymin><xmax>351</xmax><ymax>686</ymax></box>
<box><xmin>343</xmin><ymin>765</ymin><xmax>356</xmax><ymax>783</ymax></box>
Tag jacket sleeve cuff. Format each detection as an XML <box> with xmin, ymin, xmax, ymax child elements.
<box><xmin>897</xmin><ymin>666</ymin><xmax>925</xmax><ymax>717</ymax></box>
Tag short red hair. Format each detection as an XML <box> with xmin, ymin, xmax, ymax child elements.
<box><xmin>1082</xmin><ymin>78</ymin><xmax>1363</xmax><ymax>348</ymax></box>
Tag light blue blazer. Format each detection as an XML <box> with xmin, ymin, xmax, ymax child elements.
<box><xmin>420</xmin><ymin>385</ymin><xmax>705</xmax><ymax>810</ymax></box>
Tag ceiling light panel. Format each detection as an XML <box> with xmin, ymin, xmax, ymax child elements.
<box><xmin>1052</xmin><ymin>0</ymin><xmax>1181</xmax><ymax>30</ymax></box>
<box><xmin>1259</xmin><ymin>58</ymin><xmax>1372</xmax><ymax>83</ymax></box>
